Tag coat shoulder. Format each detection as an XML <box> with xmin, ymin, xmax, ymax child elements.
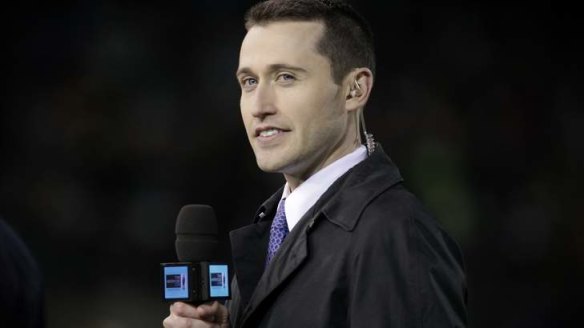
<box><xmin>358</xmin><ymin>183</ymin><xmax>435</xmax><ymax>231</ymax></box>
<box><xmin>353</xmin><ymin>183</ymin><xmax>465</xmax><ymax>268</ymax></box>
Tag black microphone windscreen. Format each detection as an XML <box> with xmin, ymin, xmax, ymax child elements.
<box><xmin>175</xmin><ymin>204</ymin><xmax>219</xmax><ymax>262</ymax></box>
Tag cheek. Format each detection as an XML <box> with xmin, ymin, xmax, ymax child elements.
<box><xmin>240</xmin><ymin>120</ymin><xmax>254</xmax><ymax>142</ymax></box>
<box><xmin>240</xmin><ymin>99</ymin><xmax>252</xmax><ymax>126</ymax></box>
<box><xmin>297</xmin><ymin>88</ymin><xmax>342</xmax><ymax>122</ymax></box>
<box><xmin>239</xmin><ymin>96</ymin><xmax>248</xmax><ymax>117</ymax></box>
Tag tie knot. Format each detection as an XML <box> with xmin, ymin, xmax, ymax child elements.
<box><xmin>266</xmin><ymin>198</ymin><xmax>289</xmax><ymax>264</ymax></box>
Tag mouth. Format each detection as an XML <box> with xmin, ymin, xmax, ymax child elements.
<box><xmin>254</xmin><ymin>126</ymin><xmax>290</xmax><ymax>140</ymax></box>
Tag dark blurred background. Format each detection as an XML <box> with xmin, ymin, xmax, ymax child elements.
<box><xmin>0</xmin><ymin>0</ymin><xmax>581</xmax><ymax>327</ymax></box>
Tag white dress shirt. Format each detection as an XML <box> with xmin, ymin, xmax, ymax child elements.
<box><xmin>281</xmin><ymin>145</ymin><xmax>367</xmax><ymax>231</ymax></box>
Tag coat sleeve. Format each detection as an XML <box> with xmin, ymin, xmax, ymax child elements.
<box><xmin>348</xmin><ymin>195</ymin><xmax>467</xmax><ymax>328</ymax></box>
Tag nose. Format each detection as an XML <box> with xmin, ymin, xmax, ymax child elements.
<box><xmin>251</xmin><ymin>81</ymin><xmax>277</xmax><ymax>119</ymax></box>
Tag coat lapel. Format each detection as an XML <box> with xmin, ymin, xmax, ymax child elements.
<box><xmin>230</xmin><ymin>221</ymin><xmax>271</xmax><ymax>308</ymax></box>
<box><xmin>238</xmin><ymin>209</ymin><xmax>314</xmax><ymax>326</ymax></box>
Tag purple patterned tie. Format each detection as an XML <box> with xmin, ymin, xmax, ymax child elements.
<box><xmin>266</xmin><ymin>198</ymin><xmax>289</xmax><ymax>264</ymax></box>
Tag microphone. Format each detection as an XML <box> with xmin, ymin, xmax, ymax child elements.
<box><xmin>175</xmin><ymin>205</ymin><xmax>219</xmax><ymax>262</ymax></box>
<box><xmin>161</xmin><ymin>205</ymin><xmax>231</xmax><ymax>304</ymax></box>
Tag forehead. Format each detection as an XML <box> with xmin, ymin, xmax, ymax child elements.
<box><xmin>238</xmin><ymin>21</ymin><xmax>327</xmax><ymax>70</ymax></box>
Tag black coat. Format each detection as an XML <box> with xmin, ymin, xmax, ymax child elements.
<box><xmin>227</xmin><ymin>145</ymin><xmax>467</xmax><ymax>327</ymax></box>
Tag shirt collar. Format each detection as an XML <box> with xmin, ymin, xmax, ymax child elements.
<box><xmin>281</xmin><ymin>145</ymin><xmax>367</xmax><ymax>230</ymax></box>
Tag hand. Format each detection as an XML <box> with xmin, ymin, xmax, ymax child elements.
<box><xmin>163</xmin><ymin>301</ymin><xmax>230</xmax><ymax>328</ymax></box>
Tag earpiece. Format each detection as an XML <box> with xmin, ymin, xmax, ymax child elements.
<box><xmin>350</xmin><ymin>80</ymin><xmax>362</xmax><ymax>98</ymax></box>
<box><xmin>350</xmin><ymin>79</ymin><xmax>376</xmax><ymax>155</ymax></box>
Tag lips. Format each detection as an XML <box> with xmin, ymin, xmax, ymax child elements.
<box><xmin>255</xmin><ymin>126</ymin><xmax>290</xmax><ymax>138</ymax></box>
<box><xmin>259</xmin><ymin>129</ymin><xmax>281</xmax><ymax>137</ymax></box>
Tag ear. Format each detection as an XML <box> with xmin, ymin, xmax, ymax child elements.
<box><xmin>344</xmin><ymin>68</ymin><xmax>374</xmax><ymax>113</ymax></box>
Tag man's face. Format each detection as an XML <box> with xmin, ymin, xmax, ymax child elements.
<box><xmin>237</xmin><ymin>21</ymin><xmax>354</xmax><ymax>184</ymax></box>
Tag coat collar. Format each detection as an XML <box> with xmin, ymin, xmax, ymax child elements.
<box><xmin>253</xmin><ymin>144</ymin><xmax>403</xmax><ymax>231</ymax></box>
<box><xmin>252</xmin><ymin>186</ymin><xmax>284</xmax><ymax>224</ymax></box>
<box><xmin>320</xmin><ymin>143</ymin><xmax>403</xmax><ymax>231</ymax></box>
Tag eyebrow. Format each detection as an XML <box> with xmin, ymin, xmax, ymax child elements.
<box><xmin>236</xmin><ymin>64</ymin><xmax>308</xmax><ymax>77</ymax></box>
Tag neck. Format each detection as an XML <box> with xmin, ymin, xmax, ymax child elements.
<box><xmin>284</xmin><ymin>141</ymin><xmax>360</xmax><ymax>191</ymax></box>
<box><xmin>285</xmin><ymin>113</ymin><xmax>361</xmax><ymax>191</ymax></box>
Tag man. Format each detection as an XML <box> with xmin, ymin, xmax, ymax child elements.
<box><xmin>164</xmin><ymin>0</ymin><xmax>467</xmax><ymax>327</ymax></box>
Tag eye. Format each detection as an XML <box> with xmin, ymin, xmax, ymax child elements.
<box><xmin>240</xmin><ymin>77</ymin><xmax>258</xmax><ymax>90</ymax></box>
<box><xmin>276</xmin><ymin>73</ymin><xmax>295</xmax><ymax>83</ymax></box>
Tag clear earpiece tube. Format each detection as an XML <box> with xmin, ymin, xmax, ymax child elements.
<box><xmin>359</xmin><ymin>111</ymin><xmax>375</xmax><ymax>155</ymax></box>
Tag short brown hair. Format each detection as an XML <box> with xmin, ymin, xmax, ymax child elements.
<box><xmin>244</xmin><ymin>0</ymin><xmax>376</xmax><ymax>84</ymax></box>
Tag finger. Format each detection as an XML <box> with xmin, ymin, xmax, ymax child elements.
<box><xmin>162</xmin><ymin>313</ymin><xmax>178</xmax><ymax>328</ymax></box>
<box><xmin>171</xmin><ymin>302</ymin><xmax>204</xmax><ymax>319</ymax></box>
<box><xmin>163</xmin><ymin>312</ymin><xmax>187</xmax><ymax>328</ymax></box>
<box><xmin>163</xmin><ymin>313</ymin><xmax>196</xmax><ymax>328</ymax></box>
<box><xmin>195</xmin><ymin>302</ymin><xmax>218</xmax><ymax>321</ymax></box>
<box><xmin>170</xmin><ymin>301</ymin><xmax>229</xmax><ymax>326</ymax></box>
<box><xmin>165</xmin><ymin>311</ymin><xmax>225</xmax><ymax>328</ymax></box>
<box><xmin>197</xmin><ymin>302</ymin><xmax>229</xmax><ymax>324</ymax></box>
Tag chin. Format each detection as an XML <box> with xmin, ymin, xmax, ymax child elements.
<box><xmin>255</xmin><ymin>157</ymin><xmax>284</xmax><ymax>173</ymax></box>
